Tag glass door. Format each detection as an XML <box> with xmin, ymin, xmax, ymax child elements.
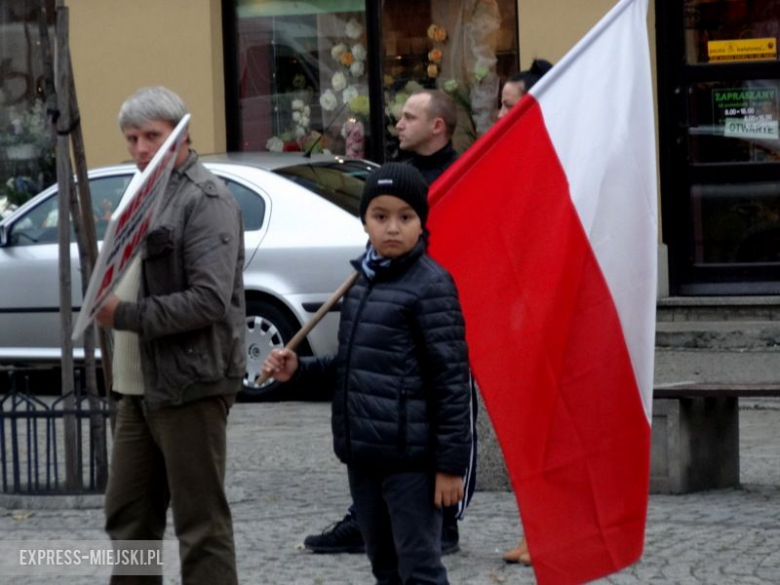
<box><xmin>658</xmin><ymin>0</ymin><xmax>780</xmax><ymax>294</ymax></box>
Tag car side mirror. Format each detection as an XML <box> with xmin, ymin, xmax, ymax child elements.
<box><xmin>0</xmin><ymin>223</ymin><xmax>8</xmax><ymax>247</ymax></box>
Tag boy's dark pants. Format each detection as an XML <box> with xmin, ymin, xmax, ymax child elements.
<box><xmin>348</xmin><ymin>466</ymin><xmax>448</xmax><ymax>585</ymax></box>
<box><xmin>104</xmin><ymin>394</ymin><xmax>237</xmax><ymax>585</ymax></box>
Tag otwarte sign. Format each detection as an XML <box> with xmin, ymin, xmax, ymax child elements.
<box><xmin>72</xmin><ymin>114</ymin><xmax>190</xmax><ymax>340</ymax></box>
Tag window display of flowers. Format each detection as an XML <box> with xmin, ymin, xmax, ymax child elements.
<box><xmin>1</xmin><ymin>99</ymin><xmax>52</xmax><ymax>155</ymax></box>
<box><xmin>426</xmin><ymin>23</ymin><xmax>448</xmax><ymax>79</ymax></box>
<box><xmin>1</xmin><ymin>98</ymin><xmax>55</xmax><ymax>206</ymax></box>
<box><xmin>265</xmin><ymin>97</ymin><xmax>322</xmax><ymax>153</ymax></box>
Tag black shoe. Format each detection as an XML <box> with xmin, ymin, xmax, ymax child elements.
<box><xmin>304</xmin><ymin>514</ymin><xmax>366</xmax><ymax>554</ymax></box>
<box><xmin>441</xmin><ymin>518</ymin><xmax>460</xmax><ymax>555</ymax></box>
<box><xmin>441</xmin><ymin>537</ymin><xmax>460</xmax><ymax>556</ymax></box>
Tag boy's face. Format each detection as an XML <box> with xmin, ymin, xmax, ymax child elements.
<box><xmin>363</xmin><ymin>195</ymin><xmax>423</xmax><ymax>258</ymax></box>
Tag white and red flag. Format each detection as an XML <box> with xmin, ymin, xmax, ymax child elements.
<box><xmin>428</xmin><ymin>0</ymin><xmax>657</xmax><ymax>582</ymax></box>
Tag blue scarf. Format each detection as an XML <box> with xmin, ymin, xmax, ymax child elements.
<box><xmin>360</xmin><ymin>245</ymin><xmax>393</xmax><ymax>281</ymax></box>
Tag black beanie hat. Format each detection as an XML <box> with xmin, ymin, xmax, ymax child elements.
<box><xmin>360</xmin><ymin>163</ymin><xmax>429</xmax><ymax>227</ymax></box>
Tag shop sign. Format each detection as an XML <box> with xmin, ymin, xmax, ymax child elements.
<box><xmin>707</xmin><ymin>38</ymin><xmax>777</xmax><ymax>62</ymax></box>
<box><xmin>723</xmin><ymin>118</ymin><xmax>779</xmax><ymax>140</ymax></box>
<box><xmin>713</xmin><ymin>87</ymin><xmax>779</xmax><ymax>140</ymax></box>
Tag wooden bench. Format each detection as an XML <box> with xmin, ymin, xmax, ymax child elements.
<box><xmin>651</xmin><ymin>383</ymin><xmax>780</xmax><ymax>494</ymax></box>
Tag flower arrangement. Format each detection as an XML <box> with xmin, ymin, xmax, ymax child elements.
<box><xmin>425</xmin><ymin>23</ymin><xmax>448</xmax><ymax>79</ymax></box>
<box><xmin>266</xmin><ymin>97</ymin><xmax>325</xmax><ymax>153</ymax></box>
<box><xmin>1</xmin><ymin>99</ymin><xmax>52</xmax><ymax>153</ymax></box>
<box><xmin>324</xmin><ymin>16</ymin><xmax>370</xmax><ymax>157</ymax></box>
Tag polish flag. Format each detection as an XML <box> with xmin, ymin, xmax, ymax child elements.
<box><xmin>427</xmin><ymin>0</ymin><xmax>657</xmax><ymax>582</ymax></box>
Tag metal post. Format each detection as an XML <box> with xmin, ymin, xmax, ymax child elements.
<box><xmin>365</xmin><ymin>0</ymin><xmax>386</xmax><ymax>164</ymax></box>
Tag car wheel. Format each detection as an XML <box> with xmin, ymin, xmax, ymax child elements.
<box><xmin>240</xmin><ymin>300</ymin><xmax>303</xmax><ymax>402</ymax></box>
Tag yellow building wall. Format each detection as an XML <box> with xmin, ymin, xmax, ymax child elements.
<box><xmin>67</xmin><ymin>0</ymin><xmax>226</xmax><ymax>167</ymax></box>
<box><xmin>516</xmin><ymin>0</ymin><xmax>656</xmax><ymax>97</ymax></box>
<box><xmin>517</xmin><ymin>0</ymin><xmax>664</xmax><ymax>288</ymax></box>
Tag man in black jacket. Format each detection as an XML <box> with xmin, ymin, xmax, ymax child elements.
<box><xmin>396</xmin><ymin>89</ymin><xmax>459</xmax><ymax>184</ymax></box>
<box><xmin>303</xmin><ymin>90</ymin><xmax>477</xmax><ymax>557</ymax></box>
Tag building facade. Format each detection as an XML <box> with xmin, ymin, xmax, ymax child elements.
<box><xmin>1</xmin><ymin>0</ymin><xmax>778</xmax><ymax>296</ymax></box>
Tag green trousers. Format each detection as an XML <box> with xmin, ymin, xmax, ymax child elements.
<box><xmin>104</xmin><ymin>394</ymin><xmax>237</xmax><ymax>585</ymax></box>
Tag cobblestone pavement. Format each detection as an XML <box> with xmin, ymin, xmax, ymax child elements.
<box><xmin>2</xmin><ymin>399</ymin><xmax>779</xmax><ymax>584</ymax></box>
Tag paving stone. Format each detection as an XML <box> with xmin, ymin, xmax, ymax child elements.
<box><xmin>0</xmin><ymin>400</ymin><xmax>778</xmax><ymax>584</ymax></box>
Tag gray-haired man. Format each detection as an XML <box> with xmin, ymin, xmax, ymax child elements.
<box><xmin>97</xmin><ymin>86</ymin><xmax>245</xmax><ymax>584</ymax></box>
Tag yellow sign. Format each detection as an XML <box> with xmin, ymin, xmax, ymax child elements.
<box><xmin>708</xmin><ymin>38</ymin><xmax>777</xmax><ymax>62</ymax></box>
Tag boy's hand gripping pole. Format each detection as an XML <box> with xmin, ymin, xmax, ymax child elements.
<box><xmin>253</xmin><ymin>271</ymin><xmax>360</xmax><ymax>386</ymax></box>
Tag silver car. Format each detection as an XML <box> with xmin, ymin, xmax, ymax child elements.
<box><xmin>0</xmin><ymin>153</ymin><xmax>376</xmax><ymax>399</ymax></box>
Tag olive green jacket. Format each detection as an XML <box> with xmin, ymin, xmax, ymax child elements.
<box><xmin>114</xmin><ymin>151</ymin><xmax>246</xmax><ymax>407</ymax></box>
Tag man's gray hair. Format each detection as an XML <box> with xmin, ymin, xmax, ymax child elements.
<box><xmin>118</xmin><ymin>86</ymin><xmax>189</xmax><ymax>130</ymax></box>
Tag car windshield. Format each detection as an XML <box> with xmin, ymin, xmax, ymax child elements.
<box><xmin>272</xmin><ymin>160</ymin><xmax>375</xmax><ymax>217</ymax></box>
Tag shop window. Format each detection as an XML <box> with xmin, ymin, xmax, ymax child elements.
<box><xmin>0</xmin><ymin>0</ymin><xmax>57</xmax><ymax>215</ymax></box>
<box><xmin>235</xmin><ymin>0</ymin><xmax>370</xmax><ymax>158</ymax></box>
<box><xmin>684</xmin><ymin>0</ymin><xmax>779</xmax><ymax>65</ymax></box>
<box><xmin>381</xmin><ymin>0</ymin><xmax>518</xmax><ymax>156</ymax></box>
<box><xmin>230</xmin><ymin>0</ymin><xmax>518</xmax><ymax>160</ymax></box>
<box><xmin>688</xmin><ymin>80</ymin><xmax>780</xmax><ymax>164</ymax></box>
<box><xmin>691</xmin><ymin>182</ymin><xmax>780</xmax><ymax>264</ymax></box>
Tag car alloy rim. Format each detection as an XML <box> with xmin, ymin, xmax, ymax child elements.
<box><xmin>245</xmin><ymin>314</ymin><xmax>285</xmax><ymax>388</ymax></box>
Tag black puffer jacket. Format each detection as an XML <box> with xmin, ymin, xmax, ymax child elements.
<box><xmin>299</xmin><ymin>240</ymin><xmax>472</xmax><ymax>476</ymax></box>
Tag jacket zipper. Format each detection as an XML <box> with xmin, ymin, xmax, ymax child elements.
<box><xmin>342</xmin><ymin>281</ymin><xmax>373</xmax><ymax>461</ymax></box>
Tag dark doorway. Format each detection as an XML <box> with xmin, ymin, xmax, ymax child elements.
<box><xmin>657</xmin><ymin>0</ymin><xmax>780</xmax><ymax>295</ymax></box>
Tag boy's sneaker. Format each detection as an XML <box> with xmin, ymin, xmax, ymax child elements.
<box><xmin>303</xmin><ymin>514</ymin><xmax>365</xmax><ymax>553</ymax></box>
<box><xmin>441</xmin><ymin>536</ymin><xmax>460</xmax><ymax>556</ymax></box>
<box><xmin>441</xmin><ymin>524</ymin><xmax>460</xmax><ymax>556</ymax></box>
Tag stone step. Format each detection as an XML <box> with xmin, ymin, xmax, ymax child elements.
<box><xmin>656</xmin><ymin>320</ymin><xmax>780</xmax><ymax>350</ymax></box>
<box><xmin>657</xmin><ymin>296</ymin><xmax>780</xmax><ymax>322</ymax></box>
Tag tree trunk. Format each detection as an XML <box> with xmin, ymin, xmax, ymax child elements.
<box><xmin>55</xmin><ymin>3</ymin><xmax>80</xmax><ymax>491</ymax></box>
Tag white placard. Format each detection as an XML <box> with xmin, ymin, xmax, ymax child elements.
<box><xmin>72</xmin><ymin>114</ymin><xmax>191</xmax><ymax>340</ymax></box>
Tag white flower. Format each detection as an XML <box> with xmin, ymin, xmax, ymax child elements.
<box><xmin>351</xmin><ymin>44</ymin><xmax>367</xmax><ymax>62</ymax></box>
<box><xmin>265</xmin><ymin>136</ymin><xmax>284</xmax><ymax>152</ymax></box>
<box><xmin>350</xmin><ymin>61</ymin><xmax>365</xmax><ymax>78</ymax></box>
<box><xmin>291</xmin><ymin>99</ymin><xmax>304</xmax><ymax>110</ymax></box>
<box><xmin>332</xmin><ymin>71</ymin><xmax>347</xmax><ymax>92</ymax></box>
<box><xmin>300</xmin><ymin>116</ymin><xmax>310</xmax><ymax>128</ymax></box>
<box><xmin>303</xmin><ymin>105</ymin><xmax>311</xmax><ymax>116</ymax></box>
<box><xmin>331</xmin><ymin>43</ymin><xmax>347</xmax><ymax>61</ymax></box>
<box><xmin>294</xmin><ymin>126</ymin><xmax>306</xmax><ymax>138</ymax></box>
<box><xmin>342</xmin><ymin>85</ymin><xmax>359</xmax><ymax>105</ymax></box>
<box><xmin>390</xmin><ymin>102</ymin><xmax>404</xmax><ymax>120</ymax></box>
<box><xmin>292</xmin><ymin>111</ymin><xmax>302</xmax><ymax>122</ymax></box>
<box><xmin>319</xmin><ymin>89</ymin><xmax>338</xmax><ymax>111</ymax></box>
<box><xmin>345</xmin><ymin>18</ymin><xmax>363</xmax><ymax>39</ymax></box>
<box><xmin>443</xmin><ymin>78</ymin><xmax>459</xmax><ymax>93</ymax></box>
